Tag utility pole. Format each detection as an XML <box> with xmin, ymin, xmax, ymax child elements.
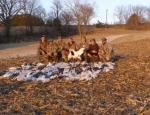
<box><xmin>105</xmin><ymin>9</ymin><xmax>108</xmax><ymax>31</ymax></box>
<box><xmin>113</xmin><ymin>13</ymin><xmax>115</xmax><ymax>24</ymax></box>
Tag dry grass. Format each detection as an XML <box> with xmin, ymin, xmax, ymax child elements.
<box><xmin>0</xmin><ymin>38</ymin><xmax>150</xmax><ymax>114</ymax></box>
<box><xmin>111</xmin><ymin>32</ymin><xmax>150</xmax><ymax>44</ymax></box>
<box><xmin>1</xmin><ymin>28</ymin><xmax>145</xmax><ymax>59</ymax></box>
<box><xmin>0</xmin><ymin>56</ymin><xmax>36</xmax><ymax>71</ymax></box>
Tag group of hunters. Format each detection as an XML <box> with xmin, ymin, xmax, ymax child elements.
<box><xmin>37</xmin><ymin>35</ymin><xmax>114</xmax><ymax>63</ymax></box>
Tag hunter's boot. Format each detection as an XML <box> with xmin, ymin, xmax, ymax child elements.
<box><xmin>101</xmin><ymin>58</ymin><xmax>106</xmax><ymax>63</ymax></box>
<box><xmin>62</xmin><ymin>56</ymin><xmax>68</xmax><ymax>62</ymax></box>
<box><xmin>43</xmin><ymin>55</ymin><xmax>49</xmax><ymax>63</ymax></box>
<box><xmin>52</xmin><ymin>55</ymin><xmax>57</xmax><ymax>62</ymax></box>
<box><xmin>48</xmin><ymin>57</ymin><xmax>53</xmax><ymax>63</ymax></box>
<box><xmin>37</xmin><ymin>54</ymin><xmax>42</xmax><ymax>62</ymax></box>
<box><xmin>84</xmin><ymin>55</ymin><xmax>88</xmax><ymax>62</ymax></box>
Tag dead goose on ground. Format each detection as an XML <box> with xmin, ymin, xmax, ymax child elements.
<box><xmin>92</xmin><ymin>68</ymin><xmax>101</xmax><ymax>75</ymax></box>
<box><xmin>32</xmin><ymin>71</ymin><xmax>44</xmax><ymax>78</ymax></box>
<box><xmin>101</xmin><ymin>65</ymin><xmax>110</xmax><ymax>72</ymax></box>
<box><xmin>105</xmin><ymin>62</ymin><xmax>115</xmax><ymax>70</ymax></box>
<box><xmin>2</xmin><ymin>68</ymin><xmax>19</xmax><ymax>79</ymax></box>
<box><xmin>36</xmin><ymin>63</ymin><xmax>46</xmax><ymax>70</ymax></box>
<box><xmin>75</xmin><ymin>67</ymin><xmax>83</xmax><ymax>74</ymax></box>
<box><xmin>0</xmin><ymin>70</ymin><xmax>6</xmax><ymax>77</ymax></box>
<box><xmin>79</xmin><ymin>71</ymin><xmax>92</xmax><ymax>81</ymax></box>
<box><xmin>50</xmin><ymin>74</ymin><xmax>59</xmax><ymax>79</ymax></box>
<box><xmin>93</xmin><ymin>62</ymin><xmax>104</xmax><ymax>68</ymax></box>
<box><xmin>21</xmin><ymin>70</ymin><xmax>33</xmax><ymax>75</ymax></box>
<box><xmin>1</xmin><ymin>61</ymin><xmax>115</xmax><ymax>82</ymax></box>
<box><xmin>87</xmin><ymin>70</ymin><xmax>99</xmax><ymax>78</ymax></box>
<box><xmin>81</xmin><ymin>61</ymin><xmax>87</xmax><ymax>65</ymax></box>
<box><xmin>24</xmin><ymin>72</ymin><xmax>34</xmax><ymax>81</ymax></box>
<box><xmin>21</xmin><ymin>64</ymin><xmax>32</xmax><ymax>70</ymax></box>
<box><xmin>47</xmin><ymin>62</ymin><xmax>53</xmax><ymax>67</ymax></box>
<box><xmin>16</xmin><ymin>74</ymin><xmax>26</xmax><ymax>81</ymax></box>
<box><xmin>9</xmin><ymin>67</ymin><xmax>21</xmax><ymax>74</ymax></box>
<box><xmin>58</xmin><ymin>63</ymin><xmax>70</xmax><ymax>69</ymax></box>
<box><xmin>36</xmin><ymin>75</ymin><xmax>51</xmax><ymax>83</ymax></box>
<box><xmin>3</xmin><ymin>72</ymin><xmax>12</xmax><ymax>78</ymax></box>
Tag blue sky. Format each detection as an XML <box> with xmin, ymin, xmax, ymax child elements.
<box><xmin>40</xmin><ymin>0</ymin><xmax>150</xmax><ymax>24</ymax></box>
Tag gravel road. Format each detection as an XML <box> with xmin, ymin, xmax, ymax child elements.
<box><xmin>0</xmin><ymin>34</ymin><xmax>133</xmax><ymax>59</ymax></box>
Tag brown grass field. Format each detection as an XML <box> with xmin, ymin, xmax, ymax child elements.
<box><xmin>0</xmin><ymin>29</ymin><xmax>150</xmax><ymax>114</ymax></box>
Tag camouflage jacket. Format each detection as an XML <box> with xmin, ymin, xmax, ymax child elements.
<box><xmin>77</xmin><ymin>42</ymin><xmax>89</xmax><ymax>50</ymax></box>
<box><xmin>47</xmin><ymin>44</ymin><xmax>58</xmax><ymax>53</ymax></box>
<box><xmin>55</xmin><ymin>41</ymin><xmax>66</xmax><ymax>52</ymax></box>
<box><xmin>65</xmin><ymin>41</ymin><xmax>77</xmax><ymax>50</ymax></box>
<box><xmin>37</xmin><ymin>41</ymin><xmax>48</xmax><ymax>53</ymax></box>
<box><xmin>101</xmin><ymin>43</ymin><xmax>114</xmax><ymax>55</ymax></box>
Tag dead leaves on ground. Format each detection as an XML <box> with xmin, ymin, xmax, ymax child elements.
<box><xmin>0</xmin><ymin>38</ymin><xmax>150</xmax><ymax>114</ymax></box>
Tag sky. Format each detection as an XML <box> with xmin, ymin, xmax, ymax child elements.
<box><xmin>40</xmin><ymin>0</ymin><xmax>150</xmax><ymax>24</ymax></box>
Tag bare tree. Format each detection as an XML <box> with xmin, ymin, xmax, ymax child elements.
<box><xmin>64</xmin><ymin>0</ymin><xmax>95</xmax><ymax>35</ymax></box>
<box><xmin>64</xmin><ymin>0</ymin><xmax>82</xmax><ymax>35</ymax></box>
<box><xmin>132</xmin><ymin>5</ymin><xmax>147</xmax><ymax>23</ymax></box>
<box><xmin>23</xmin><ymin>0</ymin><xmax>44</xmax><ymax>35</ymax></box>
<box><xmin>0</xmin><ymin>0</ymin><xmax>25</xmax><ymax>40</ymax></box>
<box><xmin>48</xmin><ymin>0</ymin><xmax>62</xmax><ymax>23</ymax></box>
<box><xmin>33</xmin><ymin>5</ymin><xmax>46</xmax><ymax>34</ymax></box>
<box><xmin>147</xmin><ymin>7</ymin><xmax>150</xmax><ymax>22</ymax></box>
<box><xmin>60</xmin><ymin>10</ymin><xmax>73</xmax><ymax>25</ymax></box>
<box><xmin>34</xmin><ymin>5</ymin><xmax>46</xmax><ymax>22</ymax></box>
<box><xmin>123</xmin><ymin>5</ymin><xmax>133</xmax><ymax>23</ymax></box>
<box><xmin>51</xmin><ymin>0</ymin><xmax>62</xmax><ymax>19</ymax></box>
<box><xmin>80</xmin><ymin>2</ymin><xmax>95</xmax><ymax>25</ymax></box>
<box><xmin>47</xmin><ymin>11</ymin><xmax>55</xmax><ymax>24</ymax></box>
<box><xmin>115</xmin><ymin>5</ymin><xmax>147</xmax><ymax>24</ymax></box>
<box><xmin>115</xmin><ymin>5</ymin><xmax>125</xmax><ymax>24</ymax></box>
<box><xmin>59</xmin><ymin>10</ymin><xmax>74</xmax><ymax>36</ymax></box>
<box><xmin>48</xmin><ymin>0</ymin><xmax>62</xmax><ymax>32</ymax></box>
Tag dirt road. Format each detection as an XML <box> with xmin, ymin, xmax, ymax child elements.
<box><xmin>0</xmin><ymin>32</ymin><xmax>149</xmax><ymax>59</ymax></box>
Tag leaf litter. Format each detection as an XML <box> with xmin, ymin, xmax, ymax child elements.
<box><xmin>0</xmin><ymin>38</ymin><xmax>150</xmax><ymax>114</ymax></box>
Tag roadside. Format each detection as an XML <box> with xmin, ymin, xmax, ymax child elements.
<box><xmin>0</xmin><ymin>34</ymin><xmax>129</xmax><ymax>59</ymax></box>
<box><xmin>0</xmin><ymin>31</ymin><xmax>150</xmax><ymax>59</ymax></box>
<box><xmin>0</xmin><ymin>36</ymin><xmax>150</xmax><ymax>115</ymax></box>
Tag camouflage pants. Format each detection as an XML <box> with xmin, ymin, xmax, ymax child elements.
<box><xmin>47</xmin><ymin>52</ymin><xmax>58</xmax><ymax>62</ymax></box>
<box><xmin>87</xmin><ymin>53</ymin><xmax>100</xmax><ymax>62</ymax></box>
<box><xmin>37</xmin><ymin>50</ymin><xmax>47</xmax><ymax>62</ymax></box>
<box><xmin>61</xmin><ymin>50</ymin><xmax>69</xmax><ymax>62</ymax></box>
<box><xmin>99</xmin><ymin>50</ymin><xmax>114</xmax><ymax>62</ymax></box>
<box><xmin>81</xmin><ymin>52</ymin><xmax>88</xmax><ymax>61</ymax></box>
<box><xmin>57</xmin><ymin>51</ymin><xmax>62</xmax><ymax>62</ymax></box>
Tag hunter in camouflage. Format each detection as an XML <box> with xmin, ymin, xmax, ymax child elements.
<box><xmin>61</xmin><ymin>37</ymin><xmax>77</xmax><ymax>62</ymax></box>
<box><xmin>77</xmin><ymin>36</ymin><xmax>89</xmax><ymax>61</ymax></box>
<box><xmin>47</xmin><ymin>39</ymin><xmax>58</xmax><ymax>62</ymax></box>
<box><xmin>37</xmin><ymin>35</ymin><xmax>48</xmax><ymax>62</ymax></box>
<box><xmin>55</xmin><ymin>36</ymin><xmax>66</xmax><ymax>61</ymax></box>
<box><xmin>99</xmin><ymin>38</ymin><xmax>114</xmax><ymax>62</ymax></box>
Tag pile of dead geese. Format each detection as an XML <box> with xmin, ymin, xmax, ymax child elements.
<box><xmin>0</xmin><ymin>61</ymin><xmax>115</xmax><ymax>82</ymax></box>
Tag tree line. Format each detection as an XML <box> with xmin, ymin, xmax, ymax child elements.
<box><xmin>1</xmin><ymin>1</ymin><xmax>149</xmax><ymax>43</ymax></box>
<box><xmin>115</xmin><ymin>5</ymin><xmax>150</xmax><ymax>30</ymax></box>
<box><xmin>0</xmin><ymin>0</ymin><xmax>95</xmax><ymax>42</ymax></box>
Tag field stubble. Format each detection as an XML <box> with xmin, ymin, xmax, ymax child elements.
<box><xmin>0</xmin><ymin>38</ymin><xmax>150</xmax><ymax>114</ymax></box>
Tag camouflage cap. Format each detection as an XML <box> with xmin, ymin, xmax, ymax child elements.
<box><xmin>69</xmin><ymin>37</ymin><xmax>73</xmax><ymax>40</ymax></box>
<box><xmin>49</xmin><ymin>39</ymin><xmax>53</xmax><ymax>42</ymax></box>
<box><xmin>81</xmin><ymin>36</ymin><xmax>86</xmax><ymax>39</ymax></box>
<box><xmin>90</xmin><ymin>38</ymin><xmax>95</xmax><ymax>42</ymax></box>
<box><xmin>101</xmin><ymin>38</ymin><xmax>107</xmax><ymax>41</ymax></box>
<box><xmin>58</xmin><ymin>35</ymin><xmax>61</xmax><ymax>39</ymax></box>
<box><xmin>42</xmin><ymin>35</ymin><xmax>46</xmax><ymax>38</ymax></box>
